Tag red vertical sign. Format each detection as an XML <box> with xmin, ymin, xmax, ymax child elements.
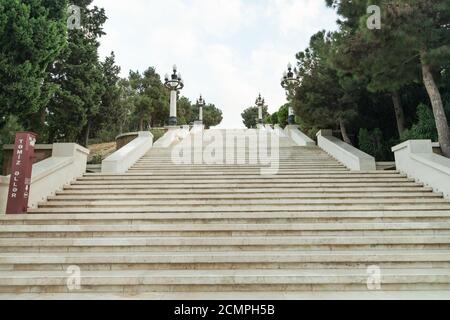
<box><xmin>6</xmin><ymin>132</ymin><xmax>37</xmax><ymax>215</ymax></box>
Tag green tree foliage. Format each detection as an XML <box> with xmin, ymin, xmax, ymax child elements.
<box><xmin>326</xmin><ymin>0</ymin><xmax>450</xmax><ymax>156</ymax></box>
<box><xmin>241</xmin><ymin>106</ymin><xmax>269</xmax><ymax>129</ymax></box>
<box><xmin>47</xmin><ymin>0</ymin><xmax>107</xmax><ymax>146</ymax></box>
<box><xmin>0</xmin><ymin>116</ymin><xmax>23</xmax><ymax>169</ymax></box>
<box><xmin>177</xmin><ymin>96</ymin><xmax>192</xmax><ymax>125</ymax></box>
<box><xmin>277</xmin><ymin>104</ymin><xmax>289</xmax><ymax>128</ymax></box>
<box><xmin>127</xmin><ymin>68</ymin><xmax>168</xmax><ymax>130</ymax></box>
<box><xmin>0</xmin><ymin>0</ymin><xmax>67</xmax><ymax>135</ymax></box>
<box><xmin>265</xmin><ymin>111</ymin><xmax>278</xmax><ymax>125</ymax></box>
<box><xmin>358</xmin><ymin>128</ymin><xmax>392</xmax><ymax>161</ymax></box>
<box><xmin>401</xmin><ymin>103</ymin><xmax>450</xmax><ymax>142</ymax></box>
<box><xmin>293</xmin><ymin>31</ymin><xmax>359</xmax><ymax>144</ymax></box>
<box><xmin>185</xmin><ymin>103</ymin><xmax>223</xmax><ymax>129</ymax></box>
<box><xmin>201</xmin><ymin>104</ymin><xmax>223</xmax><ymax>129</ymax></box>
<box><xmin>90</xmin><ymin>52</ymin><xmax>122</xmax><ymax>142</ymax></box>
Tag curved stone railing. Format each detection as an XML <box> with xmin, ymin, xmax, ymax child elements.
<box><xmin>317</xmin><ymin>129</ymin><xmax>376</xmax><ymax>171</ymax></box>
<box><xmin>392</xmin><ymin>140</ymin><xmax>450</xmax><ymax>198</ymax></box>
<box><xmin>0</xmin><ymin>143</ymin><xmax>89</xmax><ymax>214</ymax></box>
<box><xmin>285</xmin><ymin>125</ymin><xmax>316</xmax><ymax>147</ymax></box>
<box><xmin>102</xmin><ymin>131</ymin><xmax>153</xmax><ymax>173</ymax></box>
<box><xmin>154</xmin><ymin>126</ymin><xmax>190</xmax><ymax>148</ymax></box>
<box><xmin>273</xmin><ymin>125</ymin><xmax>288</xmax><ymax>138</ymax></box>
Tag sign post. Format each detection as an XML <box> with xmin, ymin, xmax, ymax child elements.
<box><xmin>6</xmin><ymin>132</ymin><xmax>37</xmax><ymax>215</ymax></box>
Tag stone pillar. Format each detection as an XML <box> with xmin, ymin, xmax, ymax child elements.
<box><xmin>199</xmin><ymin>105</ymin><xmax>203</xmax><ymax>122</ymax></box>
<box><xmin>258</xmin><ymin>106</ymin><xmax>263</xmax><ymax>124</ymax></box>
<box><xmin>288</xmin><ymin>106</ymin><xmax>295</xmax><ymax>125</ymax></box>
<box><xmin>169</xmin><ymin>90</ymin><xmax>177</xmax><ymax>126</ymax></box>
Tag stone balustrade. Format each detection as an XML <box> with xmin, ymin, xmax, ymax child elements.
<box><xmin>317</xmin><ymin>129</ymin><xmax>376</xmax><ymax>171</ymax></box>
<box><xmin>0</xmin><ymin>143</ymin><xmax>89</xmax><ymax>214</ymax></box>
<box><xmin>392</xmin><ymin>140</ymin><xmax>450</xmax><ymax>198</ymax></box>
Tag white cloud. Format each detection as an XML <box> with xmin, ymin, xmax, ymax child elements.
<box><xmin>93</xmin><ymin>0</ymin><xmax>338</xmax><ymax>128</ymax></box>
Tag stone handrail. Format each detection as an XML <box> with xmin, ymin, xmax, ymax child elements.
<box><xmin>317</xmin><ymin>129</ymin><xmax>376</xmax><ymax>171</ymax></box>
<box><xmin>273</xmin><ymin>125</ymin><xmax>288</xmax><ymax>138</ymax></box>
<box><xmin>285</xmin><ymin>125</ymin><xmax>316</xmax><ymax>147</ymax></box>
<box><xmin>191</xmin><ymin>122</ymin><xmax>205</xmax><ymax>133</ymax></box>
<box><xmin>0</xmin><ymin>143</ymin><xmax>89</xmax><ymax>214</ymax></box>
<box><xmin>102</xmin><ymin>131</ymin><xmax>153</xmax><ymax>173</ymax></box>
<box><xmin>392</xmin><ymin>140</ymin><xmax>450</xmax><ymax>198</ymax></box>
<box><xmin>153</xmin><ymin>126</ymin><xmax>190</xmax><ymax>148</ymax></box>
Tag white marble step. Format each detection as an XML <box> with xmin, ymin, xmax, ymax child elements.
<box><xmin>46</xmin><ymin>192</ymin><xmax>441</xmax><ymax>201</ymax></box>
<box><xmin>1</xmin><ymin>269</ymin><xmax>450</xmax><ymax>293</ymax></box>
<box><xmin>1</xmin><ymin>235</ymin><xmax>450</xmax><ymax>247</ymax></box>
<box><xmin>1</xmin><ymin>250</ymin><xmax>449</xmax><ymax>261</ymax></box>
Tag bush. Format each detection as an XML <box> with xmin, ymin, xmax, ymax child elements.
<box><xmin>0</xmin><ymin>116</ymin><xmax>23</xmax><ymax>169</ymax></box>
<box><xmin>150</xmin><ymin>129</ymin><xmax>166</xmax><ymax>142</ymax></box>
<box><xmin>277</xmin><ymin>105</ymin><xmax>288</xmax><ymax>128</ymax></box>
<box><xmin>358</xmin><ymin>128</ymin><xmax>392</xmax><ymax>161</ymax></box>
<box><xmin>401</xmin><ymin>103</ymin><xmax>450</xmax><ymax>142</ymax></box>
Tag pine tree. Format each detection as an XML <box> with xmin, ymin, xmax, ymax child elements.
<box><xmin>327</xmin><ymin>0</ymin><xmax>450</xmax><ymax>156</ymax></box>
<box><xmin>241</xmin><ymin>106</ymin><xmax>269</xmax><ymax>129</ymax></box>
<box><xmin>293</xmin><ymin>31</ymin><xmax>359</xmax><ymax>145</ymax></box>
<box><xmin>90</xmin><ymin>52</ymin><xmax>122</xmax><ymax>140</ymax></box>
<box><xmin>47</xmin><ymin>0</ymin><xmax>107</xmax><ymax>146</ymax></box>
<box><xmin>0</xmin><ymin>0</ymin><xmax>67</xmax><ymax>135</ymax></box>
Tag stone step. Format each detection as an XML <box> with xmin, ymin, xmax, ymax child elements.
<box><xmin>22</xmin><ymin>211</ymin><xmax>450</xmax><ymax>221</ymax></box>
<box><xmin>65</xmin><ymin>182</ymin><xmax>425</xmax><ymax>189</ymax></box>
<box><xmin>2</xmin><ymin>222</ymin><xmax>450</xmax><ymax>233</ymax></box>
<box><xmin>29</xmin><ymin>203</ymin><xmax>450</xmax><ymax>213</ymax></box>
<box><xmin>46</xmin><ymin>192</ymin><xmax>442</xmax><ymax>201</ymax></box>
<box><xmin>2</xmin><ymin>224</ymin><xmax>450</xmax><ymax>239</ymax></box>
<box><xmin>1</xmin><ymin>269</ymin><xmax>450</xmax><ymax>293</ymax></box>
<box><xmin>57</xmin><ymin>187</ymin><xmax>434</xmax><ymax>195</ymax></box>
<box><xmin>79</xmin><ymin>173</ymin><xmax>404</xmax><ymax>180</ymax></box>
<box><xmin>128</xmin><ymin>166</ymin><xmax>354</xmax><ymax>171</ymax></box>
<box><xmin>1</xmin><ymin>235</ymin><xmax>450</xmax><ymax>247</ymax></box>
<box><xmin>37</xmin><ymin>198</ymin><xmax>450</xmax><ymax>207</ymax></box>
<box><xmin>1</xmin><ymin>251</ymin><xmax>450</xmax><ymax>271</ymax></box>
<box><xmin>2</xmin><ymin>137</ymin><xmax>448</xmax><ymax>296</ymax></box>
<box><xmin>71</xmin><ymin>178</ymin><xmax>415</xmax><ymax>185</ymax></box>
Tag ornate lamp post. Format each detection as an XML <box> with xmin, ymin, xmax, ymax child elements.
<box><xmin>164</xmin><ymin>65</ymin><xmax>184</xmax><ymax>126</ymax></box>
<box><xmin>255</xmin><ymin>94</ymin><xmax>265</xmax><ymax>125</ymax></box>
<box><xmin>281</xmin><ymin>62</ymin><xmax>300</xmax><ymax>125</ymax></box>
<box><xmin>196</xmin><ymin>95</ymin><xmax>206</xmax><ymax>123</ymax></box>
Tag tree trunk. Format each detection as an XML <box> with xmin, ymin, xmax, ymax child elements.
<box><xmin>340</xmin><ymin>120</ymin><xmax>352</xmax><ymax>145</ymax></box>
<box><xmin>391</xmin><ymin>90</ymin><xmax>406</xmax><ymax>137</ymax></box>
<box><xmin>84</xmin><ymin>120</ymin><xmax>91</xmax><ymax>148</ymax></box>
<box><xmin>420</xmin><ymin>50</ymin><xmax>450</xmax><ymax>158</ymax></box>
<box><xmin>139</xmin><ymin>117</ymin><xmax>144</xmax><ymax>131</ymax></box>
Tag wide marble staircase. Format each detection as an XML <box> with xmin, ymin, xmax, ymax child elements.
<box><xmin>1</xmin><ymin>129</ymin><xmax>450</xmax><ymax>298</ymax></box>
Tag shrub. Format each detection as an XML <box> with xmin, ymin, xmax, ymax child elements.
<box><xmin>358</xmin><ymin>128</ymin><xmax>392</xmax><ymax>161</ymax></box>
<box><xmin>401</xmin><ymin>103</ymin><xmax>450</xmax><ymax>142</ymax></box>
<box><xmin>0</xmin><ymin>116</ymin><xmax>23</xmax><ymax>169</ymax></box>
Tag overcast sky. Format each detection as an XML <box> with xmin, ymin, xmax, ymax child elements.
<box><xmin>94</xmin><ymin>0</ymin><xmax>338</xmax><ymax>128</ymax></box>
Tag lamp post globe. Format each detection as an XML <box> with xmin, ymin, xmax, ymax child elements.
<box><xmin>196</xmin><ymin>95</ymin><xmax>206</xmax><ymax>123</ymax></box>
<box><xmin>164</xmin><ymin>65</ymin><xmax>185</xmax><ymax>126</ymax></box>
<box><xmin>281</xmin><ymin>63</ymin><xmax>300</xmax><ymax>125</ymax></box>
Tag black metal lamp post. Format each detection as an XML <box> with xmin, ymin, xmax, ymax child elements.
<box><xmin>255</xmin><ymin>94</ymin><xmax>265</xmax><ymax>125</ymax></box>
<box><xmin>281</xmin><ymin>63</ymin><xmax>300</xmax><ymax>125</ymax></box>
<box><xmin>196</xmin><ymin>95</ymin><xmax>206</xmax><ymax>123</ymax></box>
